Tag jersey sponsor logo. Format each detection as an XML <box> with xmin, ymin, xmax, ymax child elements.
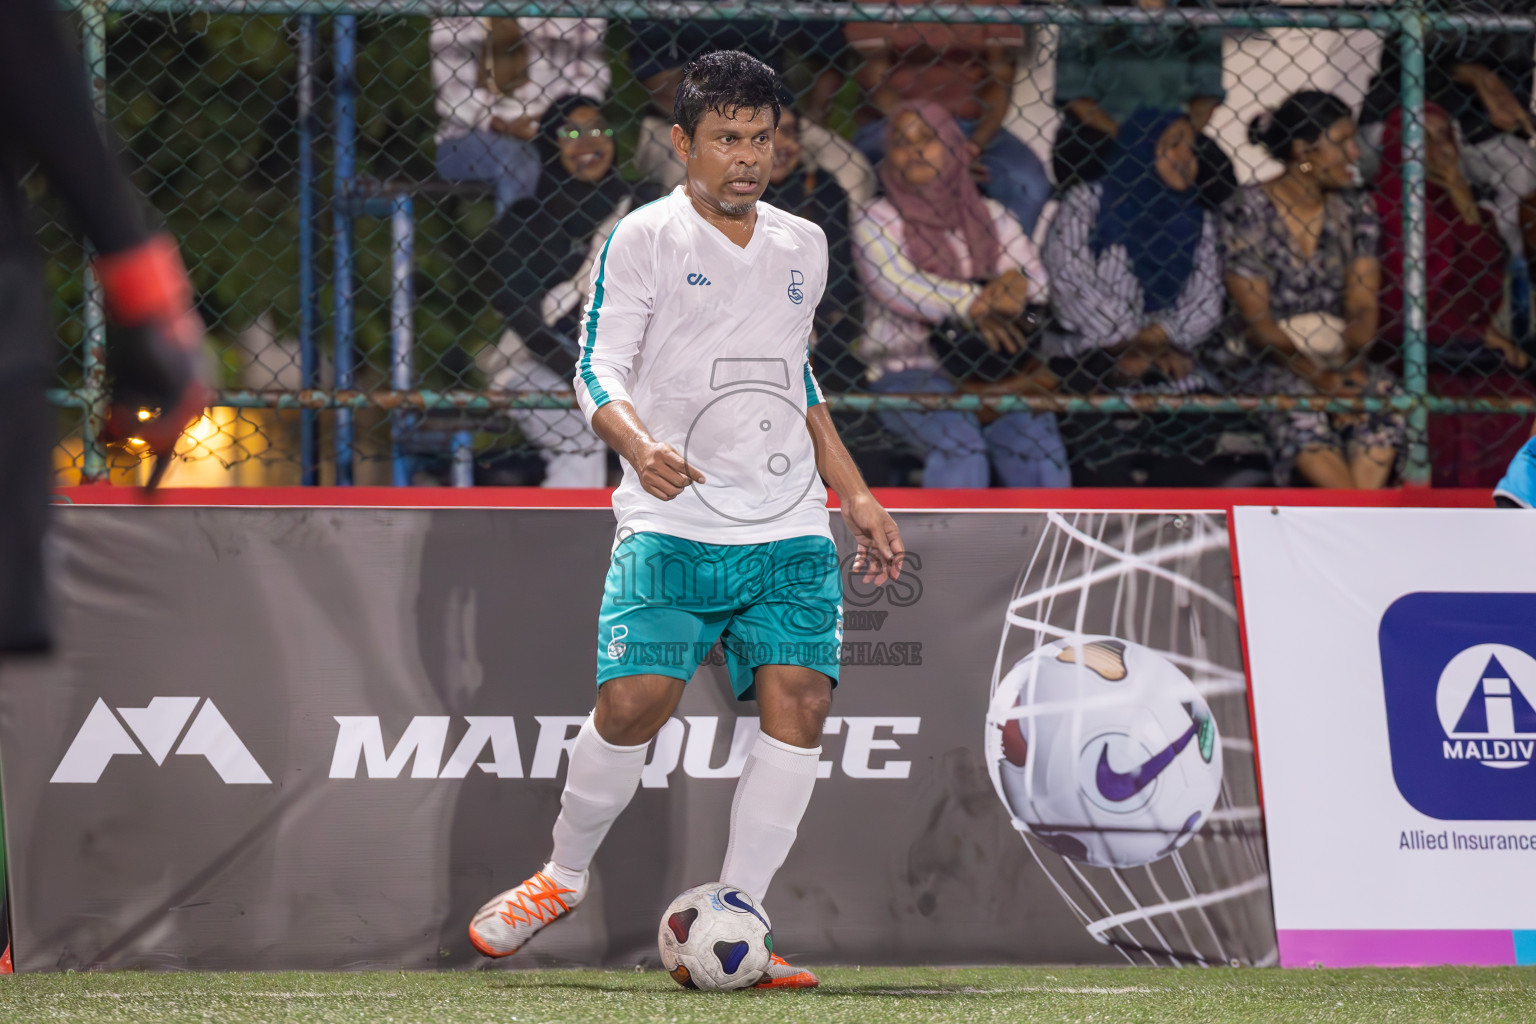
<box><xmin>686</xmin><ymin>273</ymin><xmax>712</xmax><ymax>286</ymax></box>
<box><xmin>51</xmin><ymin>697</ymin><xmax>270</xmax><ymax>784</ymax></box>
<box><xmin>1380</xmin><ymin>592</ymin><xmax>1536</xmax><ymax>818</ymax></box>
<box><xmin>324</xmin><ymin>715</ymin><xmax>920</xmax><ymax>785</ymax></box>
<box><xmin>787</xmin><ymin>269</ymin><xmax>805</xmax><ymax>304</ymax></box>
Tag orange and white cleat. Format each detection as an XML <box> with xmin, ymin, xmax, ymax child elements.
<box><xmin>754</xmin><ymin>952</ymin><xmax>819</xmax><ymax>989</ymax></box>
<box><xmin>467</xmin><ymin>862</ymin><xmax>586</xmax><ymax>958</ymax></box>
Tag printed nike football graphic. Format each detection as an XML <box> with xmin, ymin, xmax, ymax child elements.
<box><xmin>721</xmin><ymin>889</ymin><xmax>771</xmax><ymax>931</ymax></box>
<box><xmin>1094</xmin><ymin>720</ymin><xmax>1201</xmax><ymax>802</ymax></box>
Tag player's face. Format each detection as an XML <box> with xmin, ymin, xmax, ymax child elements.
<box><xmin>676</xmin><ymin>105</ymin><xmax>776</xmax><ymax>216</ymax></box>
<box><xmin>556</xmin><ymin>106</ymin><xmax>615</xmax><ymax>183</ymax></box>
<box><xmin>886</xmin><ymin>109</ymin><xmax>947</xmax><ymax>189</ymax></box>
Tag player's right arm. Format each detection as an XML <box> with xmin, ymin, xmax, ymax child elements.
<box><xmin>573</xmin><ymin>216</ymin><xmax>704</xmax><ymax>500</ymax></box>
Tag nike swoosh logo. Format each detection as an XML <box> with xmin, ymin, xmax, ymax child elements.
<box><xmin>721</xmin><ymin>889</ymin><xmax>770</xmax><ymax>931</ymax></box>
<box><xmin>1095</xmin><ymin>720</ymin><xmax>1201</xmax><ymax>802</ymax></box>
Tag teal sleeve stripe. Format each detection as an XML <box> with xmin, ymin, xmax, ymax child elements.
<box><xmin>802</xmin><ymin>352</ymin><xmax>823</xmax><ymax>408</ymax></box>
<box><xmin>578</xmin><ymin>227</ymin><xmax>618</xmax><ymax>408</ymax></box>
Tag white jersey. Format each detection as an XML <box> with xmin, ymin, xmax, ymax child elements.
<box><xmin>574</xmin><ymin>187</ymin><xmax>832</xmax><ymax>545</ymax></box>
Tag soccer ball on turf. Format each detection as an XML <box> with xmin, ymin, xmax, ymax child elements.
<box><xmin>986</xmin><ymin>636</ymin><xmax>1224</xmax><ymax>869</ymax></box>
<box><xmin>658</xmin><ymin>883</ymin><xmax>773</xmax><ymax>990</ymax></box>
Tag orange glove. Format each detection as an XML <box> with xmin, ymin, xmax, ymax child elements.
<box><xmin>93</xmin><ymin>235</ymin><xmax>211</xmax><ymax>490</ymax></box>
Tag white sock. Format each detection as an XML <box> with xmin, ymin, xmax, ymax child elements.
<box><xmin>549</xmin><ymin>714</ymin><xmax>647</xmax><ymax>887</ymax></box>
<box><xmin>720</xmin><ymin>732</ymin><xmax>821</xmax><ymax>904</ymax></box>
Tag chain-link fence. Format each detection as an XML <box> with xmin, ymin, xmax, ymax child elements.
<box><xmin>41</xmin><ymin>0</ymin><xmax>1536</xmax><ymax>488</ymax></box>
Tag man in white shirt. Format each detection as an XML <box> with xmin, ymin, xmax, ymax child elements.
<box><xmin>467</xmin><ymin>51</ymin><xmax>904</xmax><ymax>989</ymax></box>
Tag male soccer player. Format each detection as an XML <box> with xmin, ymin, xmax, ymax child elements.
<box><xmin>468</xmin><ymin>51</ymin><xmax>903</xmax><ymax>988</ymax></box>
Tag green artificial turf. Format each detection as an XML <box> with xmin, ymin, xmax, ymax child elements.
<box><xmin>1</xmin><ymin>966</ymin><xmax>1534</xmax><ymax>1023</ymax></box>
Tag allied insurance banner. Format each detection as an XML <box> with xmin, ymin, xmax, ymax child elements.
<box><xmin>0</xmin><ymin>506</ymin><xmax>1270</xmax><ymax>971</ymax></box>
<box><xmin>1236</xmin><ymin>507</ymin><xmax>1536</xmax><ymax>968</ymax></box>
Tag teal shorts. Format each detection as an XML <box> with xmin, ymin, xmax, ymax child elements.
<box><xmin>595</xmin><ymin>532</ymin><xmax>843</xmax><ymax>700</ymax></box>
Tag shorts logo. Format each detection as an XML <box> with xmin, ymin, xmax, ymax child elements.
<box><xmin>787</xmin><ymin>270</ymin><xmax>804</xmax><ymax>305</ymax></box>
<box><xmin>607</xmin><ymin>624</ymin><xmax>629</xmax><ymax>659</ymax></box>
<box><xmin>1380</xmin><ymin>592</ymin><xmax>1536</xmax><ymax>819</ymax></box>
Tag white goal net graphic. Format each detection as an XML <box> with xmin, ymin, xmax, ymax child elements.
<box><xmin>985</xmin><ymin>511</ymin><xmax>1276</xmax><ymax>967</ymax></box>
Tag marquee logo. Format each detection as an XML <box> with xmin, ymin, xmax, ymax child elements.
<box><xmin>1380</xmin><ymin>592</ymin><xmax>1536</xmax><ymax>819</ymax></box>
<box><xmin>328</xmin><ymin>715</ymin><xmax>920</xmax><ymax>785</ymax></box>
<box><xmin>51</xmin><ymin>697</ymin><xmax>270</xmax><ymax>784</ymax></box>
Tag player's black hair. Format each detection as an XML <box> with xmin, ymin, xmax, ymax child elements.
<box><xmin>1248</xmin><ymin>90</ymin><xmax>1354</xmax><ymax>163</ymax></box>
<box><xmin>673</xmin><ymin>50</ymin><xmax>781</xmax><ymax>142</ymax></box>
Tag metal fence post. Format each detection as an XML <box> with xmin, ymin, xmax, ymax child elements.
<box><xmin>389</xmin><ymin>193</ymin><xmax>415</xmax><ymax>487</ymax></box>
<box><xmin>1398</xmin><ymin>1</ymin><xmax>1431</xmax><ymax>486</ymax></box>
<box><xmin>80</xmin><ymin>0</ymin><xmax>110</xmax><ymax>483</ymax></box>
<box><xmin>332</xmin><ymin>13</ymin><xmax>357</xmax><ymax>486</ymax></box>
<box><xmin>296</xmin><ymin>13</ymin><xmax>321</xmax><ymax>486</ymax></box>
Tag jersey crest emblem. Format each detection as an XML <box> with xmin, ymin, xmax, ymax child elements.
<box><xmin>787</xmin><ymin>270</ymin><xmax>805</xmax><ymax>305</ymax></box>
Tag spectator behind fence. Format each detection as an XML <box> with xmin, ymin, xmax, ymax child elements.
<box><xmin>853</xmin><ymin>104</ymin><xmax>1068</xmax><ymax>488</ymax></box>
<box><xmin>845</xmin><ymin>0</ymin><xmax>1052</xmax><ymax>236</ymax></box>
<box><xmin>1224</xmin><ymin>91</ymin><xmax>1403</xmax><ymax>489</ymax></box>
<box><xmin>1052</xmin><ymin>0</ymin><xmax>1236</xmax><ymax>210</ymax></box>
<box><xmin>431</xmin><ymin>17</ymin><xmax>609</xmax><ymax>216</ymax></box>
<box><xmin>1044</xmin><ymin>109</ymin><xmax>1221</xmax><ymax>391</ymax></box>
<box><xmin>1361</xmin><ymin>4</ymin><xmax>1536</xmax><ymax>263</ymax></box>
<box><xmin>1374</xmin><ymin>103</ymin><xmax>1535</xmax><ymax>487</ymax></box>
<box><xmin>628</xmin><ymin>23</ymin><xmax>875</xmax><ymax>204</ymax></box>
<box><xmin>480</xmin><ymin>95</ymin><xmax>626</xmax><ymax>486</ymax></box>
<box><xmin>761</xmin><ymin>100</ymin><xmax>867</xmax><ymax>391</ymax></box>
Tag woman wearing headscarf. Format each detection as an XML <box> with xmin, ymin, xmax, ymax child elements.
<box><xmin>852</xmin><ymin>102</ymin><xmax>1068</xmax><ymax>487</ymax></box>
<box><xmin>1045</xmin><ymin>109</ymin><xmax>1220</xmax><ymax>387</ymax></box>
<box><xmin>1223</xmin><ymin>90</ymin><xmax>1403</xmax><ymax>488</ymax></box>
<box><xmin>1375</xmin><ymin>102</ymin><xmax>1533</xmax><ymax>486</ymax></box>
<box><xmin>1043</xmin><ymin>109</ymin><xmax>1222</xmax><ymax>484</ymax></box>
<box><xmin>1051</xmin><ymin>0</ymin><xmax>1235</xmax><ymax>209</ymax></box>
<box><xmin>480</xmin><ymin>93</ymin><xmax>630</xmax><ymax>486</ymax></box>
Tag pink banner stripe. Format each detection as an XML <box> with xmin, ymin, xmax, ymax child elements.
<box><xmin>1279</xmin><ymin>929</ymin><xmax>1515</xmax><ymax>967</ymax></box>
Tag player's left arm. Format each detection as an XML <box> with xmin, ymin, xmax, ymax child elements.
<box><xmin>801</xmin><ymin>226</ymin><xmax>902</xmax><ymax>582</ymax></box>
<box><xmin>806</xmin><ymin>404</ymin><xmax>903</xmax><ymax>586</ymax></box>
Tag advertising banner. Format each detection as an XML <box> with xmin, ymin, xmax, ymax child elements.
<box><xmin>1235</xmin><ymin>506</ymin><xmax>1536</xmax><ymax>968</ymax></box>
<box><xmin>0</xmin><ymin>506</ymin><xmax>1270</xmax><ymax>971</ymax></box>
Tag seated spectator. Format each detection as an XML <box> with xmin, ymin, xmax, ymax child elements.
<box><xmin>479</xmin><ymin>95</ymin><xmax>626</xmax><ymax>486</ymax></box>
<box><xmin>1361</xmin><ymin>4</ymin><xmax>1536</xmax><ymax>262</ymax></box>
<box><xmin>761</xmin><ymin>99</ymin><xmax>867</xmax><ymax>391</ymax></box>
<box><xmin>1224</xmin><ymin>91</ymin><xmax>1403</xmax><ymax>489</ymax></box>
<box><xmin>1374</xmin><ymin>104</ymin><xmax>1534</xmax><ymax>487</ymax></box>
<box><xmin>1052</xmin><ymin>0</ymin><xmax>1234</xmax><ymax>209</ymax></box>
<box><xmin>1044</xmin><ymin>109</ymin><xmax>1221</xmax><ymax>391</ymax></box>
<box><xmin>845</xmin><ymin>0</ymin><xmax>1052</xmax><ymax>236</ymax></box>
<box><xmin>853</xmin><ymin>103</ymin><xmax>1068</xmax><ymax>487</ymax></box>
<box><xmin>431</xmin><ymin>17</ymin><xmax>609</xmax><ymax>216</ymax></box>
<box><xmin>629</xmin><ymin>27</ymin><xmax>875</xmax><ymax>204</ymax></box>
